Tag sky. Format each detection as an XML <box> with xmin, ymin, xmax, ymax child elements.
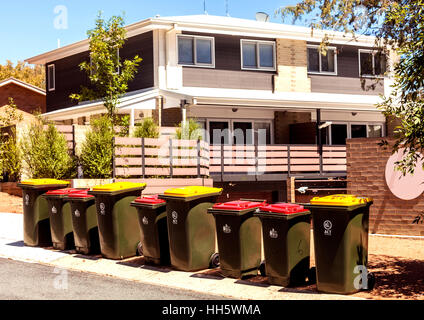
<box><xmin>0</xmin><ymin>0</ymin><xmax>306</xmax><ymax>65</ymax></box>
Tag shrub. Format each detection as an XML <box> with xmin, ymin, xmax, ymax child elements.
<box><xmin>20</xmin><ymin>123</ymin><xmax>76</xmax><ymax>179</ymax></box>
<box><xmin>175</xmin><ymin>119</ymin><xmax>203</xmax><ymax>140</ymax></box>
<box><xmin>79</xmin><ymin>115</ymin><xmax>114</xmax><ymax>178</ymax></box>
<box><xmin>133</xmin><ymin>117</ymin><xmax>159</xmax><ymax>139</ymax></box>
<box><xmin>0</xmin><ymin>129</ymin><xmax>21</xmax><ymax>182</ymax></box>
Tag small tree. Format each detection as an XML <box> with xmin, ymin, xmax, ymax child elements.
<box><xmin>70</xmin><ymin>13</ymin><xmax>142</xmax><ymax>122</ymax></box>
<box><xmin>175</xmin><ymin>119</ymin><xmax>203</xmax><ymax>140</ymax></box>
<box><xmin>133</xmin><ymin>118</ymin><xmax>159</xmax><ymax>139</ymax></box>
<box><xmin>20</xmin><ymin>123</ymin><xmax>76</xmax><ymax>179</ymax></box>
<box><xmin>79</xmin><ymin>115</ymin><xmax>114</xmax><ymax>179</ymax></box>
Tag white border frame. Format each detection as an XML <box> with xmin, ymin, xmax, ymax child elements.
<box><xmin>358</xmin><ymin>49</ymin><xmax>385</xmax><ymax>79</ymax></box>
<box><xmin>307</xmin><ymin>45</ymin><xmax>338</xmax><ymax>76</ymax></box>
<box><xmin>177</xmin><ymin>34</ymin><xmax>215</xmax><ymax>68</ymax></box>
<box><xmin>47</xmin><ymin>64</ymin><xmax>55</xmax><ymax>92</ymax></box>
<box><xmin>240</xmin><ymin>39</ymin><xmax>276</xmax><ymax>72</ymax></box>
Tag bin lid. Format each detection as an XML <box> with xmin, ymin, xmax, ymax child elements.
<box><xmin>20</xmin><ymin>179</ymin><xmax>69</xmax><ymax>186</ymax></box>
<box><xmin>164</xmin><ymin>186</ymin><xmax>223</xmax><ymax>198</ymax></box>
<box><xmin>260</xmin><ymin>203</ymin><xmax>308</xmax><ymax>215</ymax></box>
<box><xmin>212</xmin><ymin>200</ymin><xmax>265</xmax><ymax>211</ymax></box>
<box><xmin>92</xmin><ymin>182</ymin><xmax>146</xmax><ymax>192</ymax></box>
<box><xmin>67</xmin><ymin>189</ymin><xmax>94</xmax><ymax>199</ymax></box>
<box><xmin>45</xmin><ymin>188</ymin><xmax>87</xmax><ymax>196</ymax></box>
<box><xmin>134</xmin><ymin>195</ymin><xmax>165</xmax><ymax>205</ymax></box>
<box><xmin>309</xmin><ymin>194</ymin><xmax>373</xmax><ymax>206</ymax></box>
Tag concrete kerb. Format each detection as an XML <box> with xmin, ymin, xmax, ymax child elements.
<box><xmin>0</xmin><ymin>213</ymin><xmax>363</xmax><ymax>300</ymax></box>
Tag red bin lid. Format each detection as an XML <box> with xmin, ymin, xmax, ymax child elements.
<box><xmin>45</xmin><ymin>188</ymin><xmax>88</xmax><ymax>196</ymax></box>
<box><xmin>212</xmin><ymin>200</ymin><xmax>265</xmax><ymax>211</ymax></box>
<box><xmin>67</xmin><ymin>189</ymin><xmax>94</xmax><ymax>199</ymax></box>
<box><xmin>260</xmin><ymin>203</ymin><xmax>308</xmax><ymax>215</ymax></box>
<box><xmin>134</xmin><ymin>195</ymin><xmax>166</xmax><ymax>205</ymax></box>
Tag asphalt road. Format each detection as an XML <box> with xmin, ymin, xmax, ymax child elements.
<box><xmin>0</xmin><ymin>258</ymin><xmax>229</xmax><ymax>300</ymax></box>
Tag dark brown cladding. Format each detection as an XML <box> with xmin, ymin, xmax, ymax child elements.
<box><xmin>181</xmin><ymin>31</ymin><xmax>276</xmax><ymax>90</ymax></box>
<box><xmin>46</xmin><ymin>31</ymin><xmax>154</xmax><ymax>113</ymax></box>
<box><xmin>307</xmin><ymin>42</ymin><xmax>385</xmax><ymax>95</ymax></box>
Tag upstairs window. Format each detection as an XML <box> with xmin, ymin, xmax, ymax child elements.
<box><xmin>177</xmin><ymin>35</ymin><xmax>215</xmax><ymax>67</ymax></box>
<box><xmin>307</xmin><ymin>45</ymin><xmax>337</xmax><ymax>75</ymax></box>
<box><xmin>241</xmin><ymin>40</ymin><xmax>276</xmax><ymax>71</ymax></box>
<box><xmin>359</xmin><ymin>49</ymin><xmax>387</xmax><ymax>77</ymax></box>
<box><xmin>47</xmin><ymin>64</ymin><xmax>55</xmax><ymax>91</ymax></box>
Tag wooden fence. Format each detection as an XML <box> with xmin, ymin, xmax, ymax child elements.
<box><xmin>113</xmin><ymin>137</ymin><xmax>347</xmax><ymax>181</ymax></box>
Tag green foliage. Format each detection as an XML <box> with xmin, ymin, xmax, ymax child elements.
<box><xmin>0</xmin><ymin>60</ymin><xmax>45</xmax><ymax>89</ymax></box>
<box><xmin>0</xmin><ymin>98</ymin><xmax>23</xmax><ymax>127</ymax></box>
<box><xmin>175</xmin><ymin>119</ymin><xmax>203</xmax><ymax>140</ymax></box>
<box><xmin>79</xmin><ymin>115</ymin><xmax>114</xmax><ymax>178</ymax></box>
<box><xmin>280</xmin><ymin>0</ymin><xmax>424</xmax><ymax>175</ymax></box>
<box><xmin>70</xmin><ymin>13</ymin><xmax>143</xmax><ymax>120</ymax></box>
<box><xmin>115</xmin><ymin>114</ymin><xmax>131</xmax><ymax>137</ymax></box>
<box><xmin>133</xmin><ymin>118</ymin><xmax>159</xmax><ymax>139</ymax></box>
<box><xmin>20</xmin><ymin>123</ymin><xmax>76</xmax><ymax>179</ymax></box>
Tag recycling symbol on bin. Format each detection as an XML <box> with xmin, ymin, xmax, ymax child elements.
<box><xmin>269</xmin><ymin>228</ymin><xmax>278</xmax><ymax>239</ymax></box>
<box><xmin>51</xmin><ymin>206</ymin><xmax>57</xmax><ymax>214</ymax></box>
<box><xmin>74</xmin><ymin>210</ymin><xmax>80</xmax><ymax>218</ymax></box>
<box><xmin>24</xmin><ymin>194</ymin><xmax>30</xmax><ymax>206</ymax></box>
<box><xmin>142</xmin><ymin>216</ymin><xmax>149</xmax><ymax>225</ymax></box>
<box><xmin>172</xmin><ymin>211</ymin><xmax>178</xmax><ymax>225</ymax></box>
<box><xmin>323</xmin><ymin>220</ymin><xmax>332</xmax><ymax>236</ymax></box>
<box><xmin>99</xmin><ymin>203</ymin><xmax>106</xmax><ymax>216</ymax></box>
<box><xmin>223</xmin><ymin>224</ymin><xmax>231</xmax><ymax>234</ymax></box>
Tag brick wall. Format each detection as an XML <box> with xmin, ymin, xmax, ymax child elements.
<box><xmin>0</xmin><ymin>83</ymin><xmax>45</xmax><ymax>114</ymax></box>
<box><xmin>347</xmin><ymin>138</ymin><xmax>424</xmax><ymax>236</ymax></box>
<box><xmin>274</xmin><ymin>39</ymin><xmax>311</xmax><ymax>93</ymax></box>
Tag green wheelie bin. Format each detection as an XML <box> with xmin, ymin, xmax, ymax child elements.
<box><xmin>88</xmin><ymin>182</ymin><xmax>146</xmax><ymax>260</ymax></box>
<box><xmin>130</xmin><ymin>195</ymin><xmax>170</xmax><ymax>265</ymax></box>
<box><xmin>17</xmin><ymin>179</ymin><xmax>70</xmax><ymax>247</ymax></box>
<box><xmin>304</xmin><ymin>194</ymin><xmax>374</xmax><ymax>294</ymax></box>
<box><xmin>67</xmin><ymin>190</ymin><xmax>100</xmax><ymax>255</ymax></box>
<box><xmin>255</xmin><ymin>203</ymin><xmax>313</xmax><ymax>287</ymax></box>
<box><xmin>159</xmin><ymin>186</ymin><xmax>223</xmax><ymax>272</ymax></box>
<box><xmin>207</xmin><ymin>200</ymin><xmax>264</xmax><ymax>279</ymax></box>
<box><xmin>43</xmin><ymin>188</ymin><xmax>87</xmax><ymax>250</ymax></box>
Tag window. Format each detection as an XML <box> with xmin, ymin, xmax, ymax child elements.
<box><xmin>351</xmin><ymin>124</ymin><xmax>367</xmax><ymax>138</ymax></box>
<box><xmin>331</xmin><ymin>124</ymin><xmax>348</xmax><ymax>145</ymax></box>
<box><xmin>233</xmin><ymin>122</ymin><xmax>253</xmax><ymax>145</ymax></box>
<box><xmin>368</xmin><ymin>124</ymin><xmax>383</xmax><ymax>138</ymax></box>
<box><xmin>177</xmin><ymin>35</ymin><xmax>215</xmax><ymax>67</ymax></box>
<box><xmin>241</xmin><ymin>40</ymin><xmax>276</xmax><ymax>71</ymax></box>
<box><xmin>209</xmin><ymin>121</ymin><xmax>230</xmax><ymax>145</ymax></box>
<box><xmin>47</xmin><ymin>64</ymin><xmax>55</xmax><ymax>91</ymax></box>
<box><xmin>307</xmin><ymin>45</ymin><xmax>337</xmax><ymax>74</ymax></box>
<box><xmin>254</xmin><ymin>122</ymin><xmax>271</xmax><ymax>145</ymax></box>
<box><xmin>328</xmin><ymin>122</ymin><xmax>385</xmax><ymax>145</ymax></box>
<box><xmin>359</xmin><ymin>49</ymin><xmax>387</xmax><ymax>77</ymax></box>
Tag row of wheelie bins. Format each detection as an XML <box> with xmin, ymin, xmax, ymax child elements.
<box><xmin>18</xmin><ymin>179</ymin><xmax>373</xmax><ymax>294</ymax></box>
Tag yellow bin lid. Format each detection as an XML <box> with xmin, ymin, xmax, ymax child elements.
<box><xmin>20</xmin><ymin>179</ymin><xmax>70</xmax><ymax>186</ymax></box>
<box><xmin>92</xmin><ymin>182</ymin><xmax>146</xmax><ymax>192</ymax></box>
<box><xmin>164</xmin><ymin>186</ymin><xmax>223</xmax><ymax>198</ymax></box>
<box><xmin>310</xmin><ymin>194</ymin><xmax>372</xmax><ymax>206</ymax></box>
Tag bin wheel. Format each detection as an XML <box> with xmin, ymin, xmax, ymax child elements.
<box><xmin>308</xmin><ymin>267</ymin><xmax>317</xmax><ymax>284</ymax></box>
<box><xmin>209</xmin><ymin>253</ymin><xmax>220</xmax><ymax>268</ymax></box>
<box><xmin>259</xmin><ymin>260</ymin><xmax>266</xmax><ymax>277</ymax></box>
<box><xmin>366</xmin><ymin>272</ymin><xmax>375</xmax><ymax>291</ymax></box>
<box><xmin>136</xmin><ymin>242</ymin><xmax>143</xmax><ymax>257</ymax></box>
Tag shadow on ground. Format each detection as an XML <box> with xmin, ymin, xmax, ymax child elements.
<box><xmin>354</xmin><ymin>254</ymin><xmax>424</xmax><ymax>300</ymax></box>
<box><xmin>116</xmin><ymin>256</ymin><xmax>173</xmax><ymax>273</ymax></box>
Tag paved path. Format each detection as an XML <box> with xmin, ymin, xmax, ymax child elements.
<box><xmin>0</xmin><ymin>213</ymin><xmax>363</xmax><ymax>300</ymax></box>
<box><xmin>0</xmin><ymin>257</ymin><xmax>225</xmax><ymax>300</ymax></box>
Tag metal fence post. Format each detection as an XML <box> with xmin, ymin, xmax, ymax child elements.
<box><xmin>287</xmin><ymin>145</ymin><xmax>291</xmax><ymax>177</ymax></box>
<box><xmin>169</xmin><ymin>139</ymin><xmax>173</xmax><ymax>178</ymax></box>
<box><xmin>197</xmin><ymin>139</ymin><xmax>201</xmax><ymax>178</ymax></box>
<box><xmin>112</xmin><ymin>136</ymin><xmax>116</xmax><ymax>179</ymax></box>
<box><xmin>220</xmin><ymin>143</ymin><xmax>224</xmax><ymax>182</ymax></box>
<box><xmin>141</xmin><ymin>137</ymin><xmax>145</xmax><ymax>179</ymax></box>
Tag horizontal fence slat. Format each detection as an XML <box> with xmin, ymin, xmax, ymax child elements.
<box><xmin>114</xmin><ymin>137</ymin><xmax>142</xmax><ymax>146</ymax></box>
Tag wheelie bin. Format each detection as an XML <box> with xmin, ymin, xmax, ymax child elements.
<box><xmin>207</xmin><ymin>200</ymin><xmax>264</xmax><ymax>279</ymax></box>
<box><xmin>255</xmin><ymin>203</ymin><xmax>313</xmax><ymax>287</ymax></box>
<box><xmin>67</xmin><ymin>190</ymin><xmax>100</xmax><ymax>255</ymax></box>
<box><xmin>43</xmin><ymin>188</ymin><xmax>87</xmax><ymax>250</ymax></box>
<box><xmin>158</xmin><ymin>186</ymin><xmax>223</xmax><ymax>271</ymax></box>
<box><xmin>88</xmin><ymin>182</ymin><xmax>146</xmax><ymax>260</ymax></box>
<box><xmin>17</xmin><ymin>179</ymin><xmax>70</xmax><ymax>247</ymax></box>
<box><xmin>304</xmin><ymin>194</ymin><xmax>374</xmax><ymax>294</ymax></box>
<box><xmin>130</xmin><ymin>195</ymin><xmax>170</xmax><ymax>265</ymax></box>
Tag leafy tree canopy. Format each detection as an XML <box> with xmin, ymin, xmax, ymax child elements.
<box><xmin>0</xmin><ymin>60</ymin><xmax>45</xmax><ymax>89</ymax></box>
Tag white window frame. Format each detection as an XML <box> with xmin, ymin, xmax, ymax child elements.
<box><xmin>358</xmin><ymin>49</ymin><xmax>385</xmax><ymax>79</ymax></box>
<box><xmin>327</xmin><ymin>121</ymin><xmax>386</xmax><ymax>145</ymax></box>
<box><xmin>240</xmin><ymin>39</ymin><xmax>276</xmax><ymax>72</ymax></box>
<box><xmin>47</xmin><ymin>64</ymin><xmax>55</xmax><ymax>92</ymax></box>
<box><xmin>177</xmin><ymin>35</ymin><xmax>215</xmax><ymax>68</ymax></box>
<box><xmin>307</xmin><ymin>45</ymin><xmax>338</xmax><ymax>76</ymax></box>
